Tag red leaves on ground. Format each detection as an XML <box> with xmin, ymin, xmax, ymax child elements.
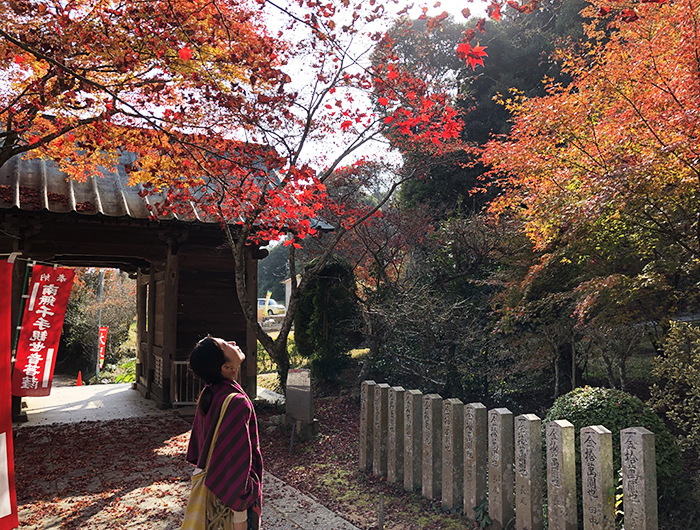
<box><xmin>14</xmin><ymin>415</ymin><xmax>193</xmax><ymax>528</ymax></box>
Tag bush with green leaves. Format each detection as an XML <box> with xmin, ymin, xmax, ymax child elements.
<box><xmin>544</xmin><ymin>386</ymin><xmax>682</xmax><ymax>503</ymax></box>
<box><xmin>294</xmin><ymin>257</ymin><xmax>363</xmax><ymax>382</ymax></box>
<box><xmin>651</xmin><ymin>321</ymin><xmax>700</xmax><ymax>456</ymax></box>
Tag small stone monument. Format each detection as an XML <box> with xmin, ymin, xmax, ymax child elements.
<box><xmin>387</xmin><ymin>386</ymin><xmax>405</xmax><ymax>484</ymax></box>
<box><xmin>581</xmin><ymin>425</ymin><xmax>614</xmax><ymax>530</ymax></box>
<box><xmin>359</xmin><ymin>380</ymin><xmax>376</xmax><ymax>470</ymax></box>
<box><xmin>373</xmin><ymin>383</ymin><xmax>390</xmax><ymax>477</ymax></box>
<box><xmin>442</xmin><ymin>398</ymin><xmax>464</xmax><ymax>511</ymax></box>
<box><xmin>621</xmin><ymin>427</ymin><xmax>658</xmax><ymax>530</ymax></box>
<box><xmin>547</xmin><ymin>419</ymin><xmax>577</xmax><ymax>530</ymax></box>
<box><xmin>404</xmin><ymin>389</ymin><xmax>423</xmax><ymax>492</ymax></box>
<box><xmin>422</xmin><ymin>394</ymin><xmax>443</xmax><ymax>500</ymax></box>
<box><xmin>464</xmin><ymin>403</ymin><xmax>487</xmax><ymax>522</ymax></box>
<box><xmin>285</xmin><ymin>368</ymin><xmax>319</xmax><ymax>439</ymax></box>
<box><xmin>515</xmin><ymin>413</ymin><xmax>543</xmax><ymax>530</ymax></box>
<box><xmin>488</xmin><ymin>408</ymin><xmax>514</xmax><ymax>530</ymax></box>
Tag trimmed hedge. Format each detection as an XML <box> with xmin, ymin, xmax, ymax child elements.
<box><xmin>544</xmin><ymin>386</ymin><xmax>682</xmax><ymax>501</ymax></box>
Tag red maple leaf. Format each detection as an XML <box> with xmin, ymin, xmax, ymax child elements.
<box><xmin>456</xmin><ymin>42</ymin><xmax>488</xmax><ymax>70</ymax></box>
<box><xmin>488</xmin><ymin>2</ymin><xmax>502</xmax><ymax>20</ymax></box>
<box><xmin>476</xmin><ymin>18</ymin><xmax>486</xmax><ymax>33</ymax></box>
<box><xmin>340</xmin><ymin>120</ymin><xmax>353</xmax><ymax>131</ymax></box>
<box><xmin>378</xmin><ymin>96</ymin><xmax>389</xmax><ymax>105</ymax></box>
<box><xmin>178</xmin><ymin>46</ymin><xmax>193</xmax><ymax>61</ymax></box>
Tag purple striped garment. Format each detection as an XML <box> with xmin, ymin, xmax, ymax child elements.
<box><xmin>186</xmin><ymin>379</ymin><xmax>263</xmax><ymax>515</ymax></box>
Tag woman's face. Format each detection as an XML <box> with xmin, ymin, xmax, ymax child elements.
<box><xmin>213</xmin><ymin>338</ymin><xmax>245</xmax><ymax>379</ymax></box>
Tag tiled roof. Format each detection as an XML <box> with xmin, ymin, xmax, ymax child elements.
<box><xmin>0</xmin><ymin>152</ymin><xmax>204</xmax><ymax>222</ymax></box>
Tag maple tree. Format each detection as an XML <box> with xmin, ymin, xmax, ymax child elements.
<box><xmin>1</xmin><ymin>0</ymin><xmax>480</xmax><ymax>385</ymax></box>
<box><xmin>481</xmin><ymin>0</ymin><xmax>700</xmax><ymax>390</ymax></box>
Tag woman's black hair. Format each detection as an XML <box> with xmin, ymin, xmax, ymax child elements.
<box><xmin>189</xmin><ymin>335</ymin><xmax>226</xmax><ymax>414</ymax></box>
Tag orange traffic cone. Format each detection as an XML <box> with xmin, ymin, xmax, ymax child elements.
<box><xmin>76</xmin><ymin>371</ymin><xmax>83</xmax><ymax>386</ymax></box>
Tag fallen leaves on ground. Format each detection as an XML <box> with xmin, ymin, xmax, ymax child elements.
<box><xmin>15</xmin><ymin>393</ymin><xmax>477</xmax><ymax>529</ymax></box>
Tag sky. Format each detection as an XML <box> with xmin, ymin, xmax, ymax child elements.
<box><xmin>399</xmin><ymin>0</ymin><xmax>487</xmax><ymax>21</ymax></box>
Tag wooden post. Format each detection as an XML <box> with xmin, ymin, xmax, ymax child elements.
<box><xmin>162</xmin><ymin>242</ymin><xmax>179</xmax><ymax>407</ymax></box>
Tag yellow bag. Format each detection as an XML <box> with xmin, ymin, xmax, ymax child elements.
<box><xmin>180</xmin><ymin>394</ymin><xmax>235</xmax><ymax>530</ymax></box>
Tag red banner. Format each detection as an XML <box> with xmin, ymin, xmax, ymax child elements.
<box><xmin>0</xmin><ymin>260</ymin><xmax>18</xmax><ymax>529</ymax></box>
<box><xmin>98</xmin><ymin>326</ymin><xmax>108</xmax><ymax>369</ymax></box>
<box><xmin>12</xmin><ymin>265</ymin><xmax>75</xmax><ymax>397</ymax></box>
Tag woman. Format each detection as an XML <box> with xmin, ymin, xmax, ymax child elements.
<box><xmin>186</xmin><ymin>336</ymin><xmax>263</xmax><ymax>530</ymax></box>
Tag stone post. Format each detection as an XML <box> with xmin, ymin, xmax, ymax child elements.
<box><xmin>373</xmin><ymin>383</ymin><xmax>390</xmax><ymax>477</ymax></box>
<box><xmin>404</xmin><ymin>389</ymin><xmax>423</xmax><ymax>492</ymax></box>
<box><xmin>464</xmin><ymin>403</ymin><xmax>487</xmax><ymax>522</ymax></box>
<box><xmin>546</xmin><ymin>419</ymin><xmax>577</xmax><ymax>530</ymax></box>
<box><xmin>387</xmin><ymin>386</ymin><xmax>405</xmax><ymax>484</ymax></box>
<box><xmin>489</xmin><ymin>408</ymin><xmax>514</xmax><ymax>530</ymax></box>
<box><xmin>621</xmin><ymin>427</ymin><xmax>658</xmax><ymax>530</ymax></box>
<box><xmin>422</xmin><ymin>394</ymin><xmax>443</xmax><ymax>500</ymax></box>
<box><xmin>581</xmin><ymin>425</ymin><xmax>614</xmax><ymax>530</ymax></box>
<box><xmin>515</xmin><ymin>414</ymin><xmax>543</xmax><ymax>530</ymax></box>
<box><xmin>442</xmin><ymin>398</ymin><xmax>464</xmax><ymax>511</ymax></box>
<box><xmin>359</xmin><ymin>380</ymin><xmax>376</xmax><ymax>470</ymax></box>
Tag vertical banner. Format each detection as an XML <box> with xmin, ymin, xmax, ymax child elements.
<box><xmin>98</xmin><ymin>326</ymin><xmax>108</xmax><ymax>369</ymax></box>
<box><xmin>11</xmin><ymin>265</ymin><xmax>75</xmax><ymax>397</ymax></box>
<box><xmin>0</xmin><ymin>260</ymin><xmax>19</xmax><ymax>529</ymax></box>
<box><xmin>264</xmin><ymin>290</ymin><xmax>272</xmax><ymax>314</ymax></box>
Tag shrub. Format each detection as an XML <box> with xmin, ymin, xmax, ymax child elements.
<box><xmin>294</xmin><ymin>257</ymin><xmax>363</xmax><ymax>382</ymax></box>
<box><xmin>544</xmin><ymin>386</ymin><xmax>682</xmax><ymax>502</ymax></box>
<box><xmin>651</xmin><ymin>321</ymin><xmax>700</xmax><ymax>456</ymax></box>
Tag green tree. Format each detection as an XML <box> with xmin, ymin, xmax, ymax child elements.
<box><xmin>61</xmin><ymin>269</ymin><xmax>136</xmax><ymax>376</ymax></box>
<box><xmin>257</xmin><ymin>243</ymin><xmax>288</xmax><ymax>302</ymax></box>
<box><xmin>294</xmin><ymin>257</ymin><xmax>363</xmax><ymax>383</ymax></box>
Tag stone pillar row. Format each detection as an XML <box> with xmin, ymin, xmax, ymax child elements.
<box><xmin>359</xmin><ymin>381</ymin><xmax>658</xmax><ymax>530</ymax></box>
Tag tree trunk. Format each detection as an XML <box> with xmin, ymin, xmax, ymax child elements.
<box><xmin>618</xmin><ymin>358</ymin><xmax>627</xmax><ymax>393</ymax></box>
<box><xmin>571</xmin><ymin>340</ymin><xmax>576</xmax><ymax>390</ymax></box>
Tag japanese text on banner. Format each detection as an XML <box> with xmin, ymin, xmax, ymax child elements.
<box><xmin>12</xmin><ymin>265</ymin><xmax>75</xmax><ymax>397</ymax></box>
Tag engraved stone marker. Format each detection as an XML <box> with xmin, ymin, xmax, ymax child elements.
<box><xmin>547</xmin><ymin>419</ymin><xmax>577</xmax><ymax>530</ymax></box>
<box><xmin>515</xmin><ymin>414</ymin><xmax>543</xmax><ymax>530</ymax></box>
<box><xmin>373</xmin><ymin>383</ymin><xmax>390</xmax><ymax>477</ymax></box>
<box><xmin>442</xmin><ymin>398</ymin><xmax>464</xmax><ymax>511</ymax></box>
<box><xmin>286</xmin><ymin>368</ymin><xmax>313</xmax><ymax>423</ymax></box>
<box><xmin>581</xmin><ymin>425</ymin><xmax>614</xmax><ymax>530</ymax></box>
<box><xmin>464</xmin><ymin>403</ymin><xmax>487</xmax><ymax>521</ymax></box>
<box><xmin>404</xmin><ymin>389</ymin><xmax>423</xmax><ymax>492</ymax></box>
<box><xmin>359</xmin><ymin>380</ymin><xmax>376</xmax><ymax>470</ymax></box>
<box><xmin>489</xmin><ymin>408</ymin><xmax>514</xmax><ymax>530</ymax></box>
<box><xmin>621</xmin><ymin>427</ymin><xmax>658</xmax><ymax>530</ymax></box>
<box><xmin>387</xmin><ymin>386</ymin><xmax>405</xmax><ymax>484</ymax></box>
<box><xmin>422</xmin><ymin>394</ymin><xmax>443</xmax><ymax>500</ymax></box>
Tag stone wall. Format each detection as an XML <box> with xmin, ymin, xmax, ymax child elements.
<box><xmin>359</xmin><ymin>381</ymin><xmax>659</xmax><ymax>530</ymax></box>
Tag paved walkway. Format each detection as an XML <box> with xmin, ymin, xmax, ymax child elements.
<box><xmin>15</xmin><ymin>383</ymin><xmax>360</xmax><ymax>530</ymax></box>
